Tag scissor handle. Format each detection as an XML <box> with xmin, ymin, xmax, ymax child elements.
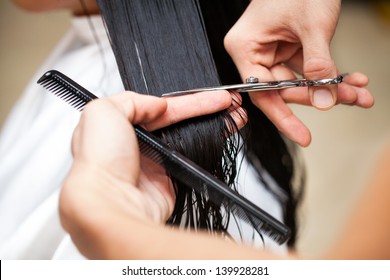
<box><xmin>241</xmin><ymin>74</ymin><xmax>346</xmax><ymax>92</ymax></box>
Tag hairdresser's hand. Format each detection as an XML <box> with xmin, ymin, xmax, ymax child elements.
<box><xmin>225</xmin><ymin>0</ymin><xmax>374</xmax><ymax>147</ymax></box>
<box><xmin>59</xmin><ymin>90</ymin><xmax>243</xmax><ymax>258</ymax></box>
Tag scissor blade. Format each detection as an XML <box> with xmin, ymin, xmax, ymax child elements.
<box><xmin>162</xmin><ymin>84</ymin><xmax>249</xmax><ymax>97</ymax></box>
<box><xmin>161</xmin><ymin>82</ymin><xmax>300</xmax><ymax>97</ymax></box>
<box><xmin>161</xmin><ymin>74</ymin><xmax>347</xmax><ymax>97</ymax></box>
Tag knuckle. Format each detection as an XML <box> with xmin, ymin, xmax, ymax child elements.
<box><xmin>223</xmin><ymin>28</ymin><xmax>242</xmax><ymax>55</ymax></box>
<box><xmin>304</xmin><ymin>57</ymin><xmax>336</xmax><ymax>78</ymax></box>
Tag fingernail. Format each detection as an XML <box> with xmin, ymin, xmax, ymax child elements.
<box><xmin>313</xmin><ymin>89</ymin><xmax>334</xmax><ymax>109</ymax></box>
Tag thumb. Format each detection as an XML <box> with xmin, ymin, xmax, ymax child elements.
<box><xmin>302</xmin><ymin>36</ymin><xmax>338</xmax><ymax>110</ymax></box>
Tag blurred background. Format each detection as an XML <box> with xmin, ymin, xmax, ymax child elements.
<box><xmin>1</xmin><ymin>0</ymin><xmax>389</xmax><ymax>257</ymax></box>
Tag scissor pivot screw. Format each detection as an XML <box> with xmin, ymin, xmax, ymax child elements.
<box><xmin>245</xmin><ymin>76</ymin><xmax>259</xmax><ymax>84</ymax></box>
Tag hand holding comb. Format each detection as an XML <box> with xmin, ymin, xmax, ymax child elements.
<box><xmin>37</xmin><ymin>70</ymin><xmax>291</xmax><ymax>244</ymax></box>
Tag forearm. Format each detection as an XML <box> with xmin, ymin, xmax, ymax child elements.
<box><xmin>12</xmin><ymin>0</ymin><xmax>100</xmax><ymax>14</ymax></box>
<box><xmin>323</xmin><ymin>139</ymin><xmax>390</xmax><ymax>259</ymax></box>
<box><xmin>74</xmin><ymin>206</ymin><xmax>292</xmax><ymax>260</ymax></box>
<box><xmin>60</xmin><ymin>167</ymin><xmax>292</xmax><ymax>260</ymax></box>
<box><xmin>101</xmin><ymin>220</ymin><xmax>292</xmax><ymax>260</ymax></box>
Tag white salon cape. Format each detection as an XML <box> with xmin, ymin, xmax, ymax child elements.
<box><xmin>0</xmin><ymin>16</ymin><xmax>286</xmax><ymax>259</ymax></box>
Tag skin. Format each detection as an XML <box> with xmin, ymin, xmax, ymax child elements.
<box><xmin>60</xmin><ymin>92</ymin><xmax>390</xmax><ymax>259</ymax></box>
<box><xmin>224</xmin><ymin>0</ymin><xmax>374</xmax><ymax>146</ymax></box>
<box><xmin>12</xmin><ymin>0</ymin><xmax>379</xmax><ymax>259</ymax></box>
<box><xmin>323</xmin><ymin>139</ymin><xmax>390</xmax><ymax>260</ymax></box>
<box><xmin>59</xmin><ymin>91</ymin><xmax>286</xmax><ymax>259</ymax></box>
<box><xmin>12</xmin><ymin>0</ymin><xmax>99</xmax><ymax>15</ymax></box>
<box><xmin>12</xmin><ymin>0</ymin><xmax>374</xmax><ymax>147</ymax></box>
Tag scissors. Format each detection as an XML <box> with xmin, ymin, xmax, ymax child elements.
<box><xmin>162</xmin><ymin>73</ymin><xmax>347</xmax><ymax>97</ymax></box>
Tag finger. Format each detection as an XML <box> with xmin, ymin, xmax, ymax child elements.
<box><xmin>354</xmin><ymin>87</ymin><xmax>374</xmax><ymax>108</ymax></box>
<box><xmin>337</xmin><ymin>76</ymin><xmax>374</xmax><ymax>108</ymax></box>
<box><xmin>280</xmin><ymin>83</ymin><xmax>375</xmax><ymax>108</ymax></box>
<box><xmin>107</xmin><ymin>92</ymin><xmax>167</xmax><ymax>124</ymax></box>
<box><xmin>279</xmin><ymin>71</ymin><xmax>374</xmax><ymax>108</ymax></box>
<box><xmin>337</xmin><ymin>85</ymin><xmax>374</xmax><ymax>108</ymax></box>
<box><xmin>273</xmin><ymin>42</ymin><xmax>302</xmax><ymax>67</ymax></box>
<box><xmin>250</xmin><ymin>89</ymin><xmax>311</xmax><ymax>147</ymax></box>
<box><xmin>139</xmin><ymin>156</ymin><xmax>176</xmax><ymax>222</ymax></box>
<box><xmin>228</xmin><ymin>105</ymin><xmax>247</xmax><ymax>133</ymax></box>
<box><xmin>301</xmin><ymin>35</ymin><xmax>338</xmax><ymax>110</ymax></box>
<box><xmin>75</xmin><ymin>98</ymin><xmax>143</xmax><ymax>183</ymax></box>
<box><xmin>285</xmin><ymin>48</ymin><xmax>304</xmax><ymax>75</ymax></box>
<box><xmin>227</xmin><ymin>91</ymin><xmax>247</xmax><ymax>132</ymax></box>
<box><xmin>145</xmin><ymin>90</ymin><xmax>232</xmax><ymax>131</ymax></box>
<box><xmin>270</xmin><ymin>64</ymin><xmax>311</xmax><ymax>105</ymax></box>
<box><xmin>343</xmin><ymin>72</ymin><xmax>369</xmax><ymax>87</ymax></box>
<box><xmin>229</xmin><ymin>90</ymin><xmax>243</xmax><ymax>109</ymax></box>
<box><xmin>235</xmin><ymin>61</ymin><xmax>311</xmax><ymax>146</ymax></box>
<box><xmin>227</xmin><ymin>90</ymin><xmax>243</xmax><ymax>115</ymax></box>
<box><xmin>242</xmin><ymin>63</ymin><xmax>311</xmax><ymax>146</ymax></box>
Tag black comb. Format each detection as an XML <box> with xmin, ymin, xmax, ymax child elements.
<box><xmin>37</xmin><ymin>70</ymin><xmax>291</xmax><ymax>244</ymax></box>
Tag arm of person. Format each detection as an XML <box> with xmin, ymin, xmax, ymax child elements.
<box><xmin>225</xmin><ymin>0</ymin><xmax>374</xmax><ymax>146</ymax></box>
<box><xmin>59</xmin><ymin>88</ymin><xmax>389</xmax><ymax>260</ymax></box>
<box><xmin>61</xmin><ymin>167</ymin><xmax>293</xmax><ymax>260</ymax></box>
<box><xmin>12</xmin><ymin>0</ymin><xmax>100</xmax><ymax>14</ymax></box>
<box><xmin>59</xmin><ymin>90</ymin><xmax>267</xmax><ymax>260</ymax></box>
<box><xmin>323</xmin><ymin>138</ymin><xmax>390</xmax><ymax>259</ymax></box>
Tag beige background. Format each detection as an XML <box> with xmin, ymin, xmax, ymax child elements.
<box><xmin>1</xmin><ymin>1</ymin><xmax>390</xmax><ymax>257</ymax></box>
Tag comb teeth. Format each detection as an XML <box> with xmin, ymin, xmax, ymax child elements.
<box><xmin>137</xmin><ymin>133</ymin><xmax>164</xmax><ymax>164</ymax></box>
<box><xmin>37</xmin><ymin>70</ymin><xmax>98</xmax><ymax>110</ymax></box>
<box><xmin>229</xmin><ymin>203</ymin><xmax>287</xmax><ymax>244</ymax></box>
<box><xmin>37</xmin><ymin>70</ymin><xmax>291</xmax><ymax>245</ymax></box>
